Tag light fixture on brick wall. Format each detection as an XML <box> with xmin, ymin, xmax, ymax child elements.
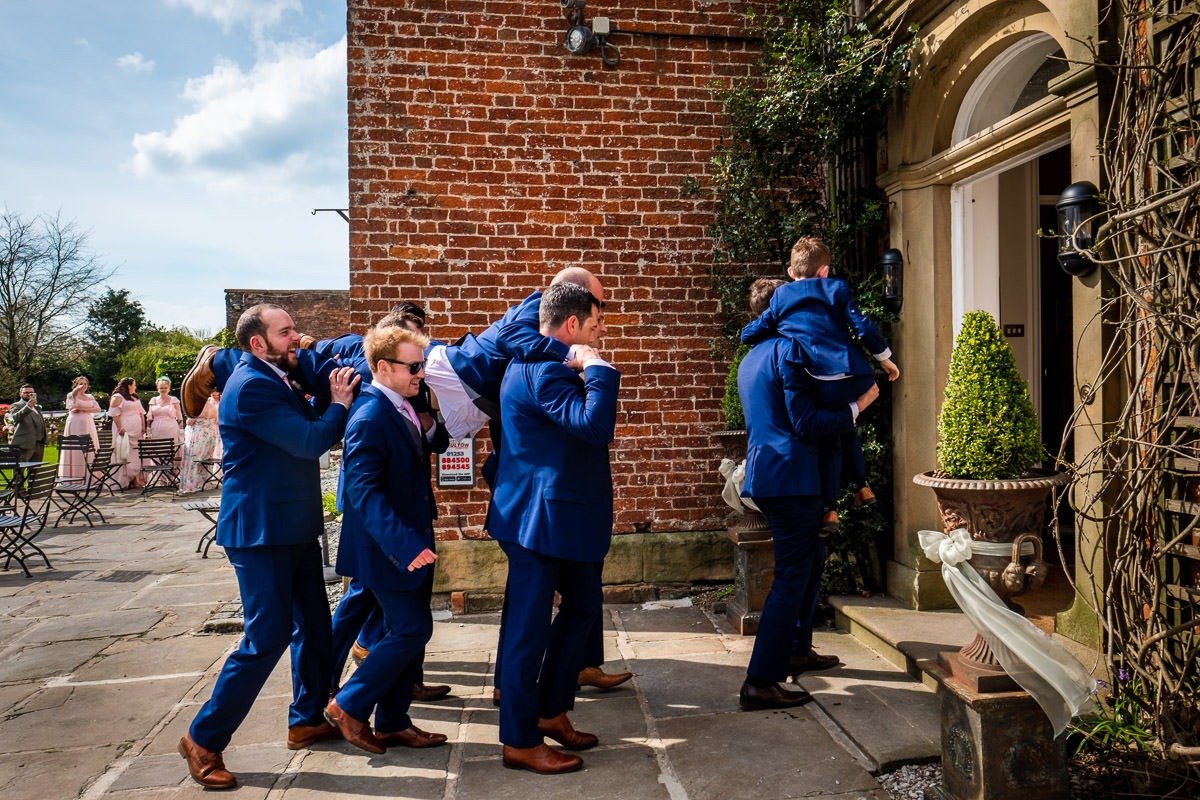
<box><xmin>561</xmin><ymin>0</ymin><xmax>619</xmax><ymax>65</ymax></box>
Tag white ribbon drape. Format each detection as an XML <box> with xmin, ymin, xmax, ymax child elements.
<box><xmin>919</xmin><ymin>528</ymin><xmax>1096</xmax><ymax>736</ymax></box>
<box><xmin>718</xmin><ymin>458</ymin><xmax>760</xmax><ymax>514</ymax></box>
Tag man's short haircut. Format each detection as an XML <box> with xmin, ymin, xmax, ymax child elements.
<box><xmin>19</xmin><ymin>383</ymin><xmax>33</xmax><ymax>391</ymax></box>
<box><xmin>539</xmin><ymin>282</ymin><xmax>598</xmax><ymax>330</ymax></box>
<box><xmin>788</xmin><ymin>237</ymin><xmax>832</xmax><ymax>279</ymax></box>
<box><xmin>391</xmin><ymin>301</ymin><xmax>426</xmax><ymax>323</ymax></box>
<box><xmin>749</xmin><ymin>278</ymin><xmax>787</xmax><ymax>316</ymax></box>
<box><xmin>363</xmin><ymin>325</ymin><xmax>430</xmax><ymax>378</ymax></box>
<box><xmin>377</xmin><ymin>305</ymin><xmax>426</xmax><ymax>332</ymax></box>
<box><xmin>235</xmin><ymin>303</ymin><xmax>284</xmax><ymax>350</ymax></box>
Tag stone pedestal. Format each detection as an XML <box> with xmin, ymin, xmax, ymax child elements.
<box><xmin>725</xmin><ymin>512</ymin><xmax>773</xmax><ymax>635</ymax></box>
<box><xmin>925</xmin><ymin>660</ymin><xmax>1069</xmax><ymax>800</ymax></box>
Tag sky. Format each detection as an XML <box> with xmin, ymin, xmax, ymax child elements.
<box><xmin>0</xmin><ymin>0</ymin><xmax>349</xmax><ymax>334</ymax></box>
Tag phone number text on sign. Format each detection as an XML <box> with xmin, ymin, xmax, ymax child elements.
<box><xmin>437</xmin><ymin>437</ymin><xmax>475</xmax><ymax>488</ymax></box>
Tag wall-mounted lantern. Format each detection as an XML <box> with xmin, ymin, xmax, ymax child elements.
<box><xmin>881</xmin><ymin>248</ymin><xmax>903</xmax><ymax>315</ymax></box>
<box><xmin>561</xmin><ymin>0</ymin><xmax>619</xmax><ymax>65</ymax></box>
<box><xmin>1055</xmin><ymin>181</ymin><xmax>1100</xmax><ymax>277</ymax></box>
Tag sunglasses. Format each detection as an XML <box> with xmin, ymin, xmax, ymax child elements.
<box><xmin>381</xmin><ymin>357</ymin><xmax>426</xmax><ymax>375</ymax></box>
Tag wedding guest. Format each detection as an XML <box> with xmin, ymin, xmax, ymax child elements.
<box><xmin>60</xmin><ymin>376</ymin><xmax>102</xmax><ymax>481</ymax></box>
<box><xmin>179</xmin><ymin>391</ymin><xmax>221</xmax><ymax>494</ymax></box>
<box><xmin>108</xmin><ymin>377</ymin><xmax>146</xmax><ymax>489</ymax></box>
<box><xmin>147</xmin><ymin>376</ymin><xmax>184</xmax><ymax>466</ymax></box>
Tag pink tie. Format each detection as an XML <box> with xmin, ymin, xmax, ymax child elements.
<box><xmin>399</xmin><ymin>399</ymin><xmax>420</xmax><ymax>431</ymax></box>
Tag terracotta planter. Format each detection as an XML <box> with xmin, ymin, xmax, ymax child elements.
<box><xmin>913</xmin><ymin>469</ymin><xmax>1070</xmax><ymax>682</ymax></box>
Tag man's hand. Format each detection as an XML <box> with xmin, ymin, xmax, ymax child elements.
<box><xmin>407</xmin><ymin>548</ymin><xmax>436</xmax><ymax>572</ymax></box>
<box><xmin>329</xmin><ymin>366</ymin><xmax>360</xmax><ymax>408</ymax></box>
<box><xmin>566</xmin><ymin>345</ymin><xmax>599</xmax><ymax>371</ymax></box>
<box><xmin>855</xmin><ymin>383</ymin><xmax>881</xmax><ymax>413</ymax></box>
<box><xmin>881</xmin><ymin>359</ymin><xmax>901</xmax><ymax>382</ymax></box>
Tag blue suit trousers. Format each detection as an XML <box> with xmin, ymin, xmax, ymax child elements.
<box><xmin>497</xmin><ymin>541</ymin><xmax>601</xmax><ymax>748</ymax></box>
<box><xmin>334</xmin><ymin>575</ymin><xmax>433</xmax><ymax>732</ymax></box>
<box><xmin>190</xmin><ymin>543</ymin><xmax>332</xmax><ymax>751</ymax></box>
<box><xmin>746</xmin><ymin>496</ymin><xmax>827</xmax><ymax>683</ymax></box>
<box><xmin>330</xmin><ymin>578</ymin><xmax>393</xmax><ymax>689</ymax></box>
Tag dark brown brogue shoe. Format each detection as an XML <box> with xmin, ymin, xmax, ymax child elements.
<box><xmin>178</xmin><ymin>733</ymin><xmax>237</xmax><ymax>790</ymax></box>
<box><xmin>375</xmin><ymin>725</ymin><xmax>448</xmax><ymax>748</ymax></box>
<box><xmin>577</xmin><ymin>665</ymin><xmax>633</xmax><ymax>690</ymax></box>
<box><xmin>412</xmin><ymin>682</ymin><xmax>451</xmax><ymax>701</ymax></box>
<box><xmin>492</xmin><ymin>687</ymin><xmax>501</xmax><ymax>707</ymax></box>
<box><xmin>739</xmin><ymin>681</ymin><xmax>814</xmax><ymax>711</ymax></box>
<box><xmin>324</xmin><ymin>698</ymin><xmax>385</xmax><ymax>754</ymax></box>
<box><xmin>536</xmin><ymin>712</ymin><xmax>599</xmax><ymax>751</ymax></box>
<box><xmin>788</xmin><ymin>650</ymin><xmax>841</xmax><ymax>674</ymax></box>
<box><xmin>181</xmin><ymin>344</ymin><xmax>218</xmax><ymax>418</ymax></box>
<box><xmin>502</xmin><ymin>744</ymin><xmax>583</xmax><ymax>774</ymax></box>
<box><xmin>287</xmin><ymin>720</ymin><xmax>343</xmax><ymax>750</ymax></box>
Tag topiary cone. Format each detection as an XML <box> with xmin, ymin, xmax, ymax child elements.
<box><xmin>936</xmin><ymin>310</ymin><xmax>1043</xmax><ymax>480</ymax></box>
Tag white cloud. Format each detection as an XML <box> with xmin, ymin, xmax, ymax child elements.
<box><xmin>117</xmin><ymin>52</ymin><xmax>156</xmax><ymax>73</ymax></box>
<box><xmin>163</xmin><ymin>0</ymin><xmax>300</xmax><ymax>33</ymax></box>
<box><xmin>129</xmin><ymin>37</ymin><xmax>346</xmax><ymax>191</ymax></box>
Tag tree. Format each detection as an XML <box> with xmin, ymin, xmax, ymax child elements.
<box><xmin>0</xmin><ymin>210</ymin><xmax>114</xmax><ymax>385</ymax></box>
<box><xmin>85</xmin><ymin>288</ymin><xmax>147</xmax><ymax>389</ymax></box>
<box><xmin>117</xmin><ymin>326</ymin><xmax>207</xmax><ymax>391</ymax></box>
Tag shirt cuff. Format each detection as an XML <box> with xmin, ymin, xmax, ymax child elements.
<box><xmin>583</xmin><ymin>357</ymin><xmax>614</xmax><ymax>371</ymax></box>
<box><xmin>873</xmin><ymin>348</ymin><xmax>893</xmax><ymax>361</ymax></box>
<box><xmin>850</xmin><ymin>402</ymin><xmax>860</xmax><ymax>422</ymax></box>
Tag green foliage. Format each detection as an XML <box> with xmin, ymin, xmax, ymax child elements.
<box><xmin>85</xmin><ymin>289</ymin><xmax>148</xmax><ymax>388</ymax></box>
<box><xmin>116</xmin><ymin>326</ymin><xmax>207</xmax><ymax>392</ymax></box>
<box><xmin>213</xmin><ymin>328</ymin><xmax>238</xmax><ymax>349</ymax></box>
<box><xmin>936</xmin><ymin>311</ymin><xmax>1044</xmax><ymax>479</ymax></box>
<box><xmin>1070</xmin><ymin>675</ymin><xmax>1154</xmax><ymax>755</ymax></box>
<box><xmin>722</xmin><ymin>344</ymin><xmax>751</xmax><ymax>429</ymax></box>
<box><xmin>322</xmin><ymin>492</ymin><xmax>340</xmax><ymax>518</ymax></box>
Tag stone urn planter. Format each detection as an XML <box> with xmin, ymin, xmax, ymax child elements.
<box><xmin>713</xmin><ymin>428</ymin><xmax>772</xmax><ymax>635</ymax></box>
<box><xmin>913</xmin><ymin>469</ymin><xmax>1069</xmax><ymax>691</ymax></box>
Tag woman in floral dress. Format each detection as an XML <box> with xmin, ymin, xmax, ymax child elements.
<box><xmin>59</xmin><ymin>376</ymin><xmax>101</xmax><ymax>481</ymax></box>
<box><xmin>179</xmin><ymin>390</ymin><xmax>221</xmax><ymax>494</ymax></box>
<box><xmin>108</xmin><ymin>377</ymin><xmax>146</xmax><ymax>489</ymax></box>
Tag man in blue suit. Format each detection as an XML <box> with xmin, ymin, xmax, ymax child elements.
<box><xmin>735</xmin><ymin>279</ymin><xmax>880</xmax><ymax>711</ymax></box>
<box><xmin>322</xmin><ymin>324</ymin><xmax>451</xmax><ymax>754</ymax></box>
<box><xmin>178</xmin><ymin>304</ymin><xmax>359</xmax><ymax>790</ymax></box>
<box><xmin>486</xmin><ymin>281</ymin><xmax>618</xmax><ymax>775</ymax></box>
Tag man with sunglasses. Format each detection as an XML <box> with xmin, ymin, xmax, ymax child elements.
<box><xmin>486</xmin><ymin>281</ymin><xmax>619</xmax><ymax>774</ymax></box>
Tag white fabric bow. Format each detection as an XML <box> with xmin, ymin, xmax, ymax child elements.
<box><xmin>718</xmin><ymin>458</ymin><xmax>760</xmax><ymax>514</ymax></box>
<box><xmin>918</xmin><ymin>528</ymin><xmax>1096</xmax><ymax>736</ymax></box>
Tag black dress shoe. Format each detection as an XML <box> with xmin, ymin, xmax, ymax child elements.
<box><xmin>739</xmin><ymin>681</ymin><xmax>814</xmax><ymax>711</ymax></box>
<box><xmin>788</xmin><ymin>650</ymin><xmax>841</xmax><ymax>674</ymax></box>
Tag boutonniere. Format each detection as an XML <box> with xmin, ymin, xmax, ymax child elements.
<box><xmin>288</xmin><ymin>379</ymin><xmax>305</xmax><ymax>393</ymax></box>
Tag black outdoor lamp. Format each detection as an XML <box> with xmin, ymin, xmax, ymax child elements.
<box><xmin>880</xmin><ymin>248</ymin><xmax>903</xmax><ymax>315</ymax></box>
<box><xmin>1055</xmin><ymin>181</ymin><xmax>1100</xmax><ymax>277</ymax></box>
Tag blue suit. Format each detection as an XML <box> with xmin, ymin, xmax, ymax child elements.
<box><xmin>737</xmin><ymin>337</ymin><xmax>856</xmax><ymax>682</ymax></box>
<box><xmin>189</xmin><ymin>353</ymin><xmax>349</xmax><ymax>751</ymax></box>
<box><xmin>210</xmin><ymin>347</ymin><xmax>335</xmax><ymax>411</ymax></box>
<box><xmin>488</xmin><ymin>358</ymin><xmax>619</xmax><ymax>747</ymax></box>
<box><xmin>740</xmin><ymin>277</ymin><xmax>889</xmax><ymax>379</ymax></box>
<box><xmin>332</xmin><ymin>385</ymin><xmax>443</xmax><ymax>731</ymax></box>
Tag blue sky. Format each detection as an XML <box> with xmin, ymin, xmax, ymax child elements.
<box><xmin>0</xmin><ymin>0</ymin><xmax>348</xmax><ymax>334</ymax></box>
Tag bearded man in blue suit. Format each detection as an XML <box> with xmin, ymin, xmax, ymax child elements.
<box><xmin>178</xmin><ymin>304</ymin><xmax>359</xmax><ymax>791</ymax></box>
<box><xmin>322</xmin><ymin>324</ymin><xmax>451</xmax><ymax>754</ymax></box>
<box><xmin>735</xmin><ymin>280</ymin><xmax>880</xmax><ymax>711</ymax></box>
<box><xmin>486</xmin><ymin>281</ymin><xmax>618</xmax><ymax>775</ymax></box>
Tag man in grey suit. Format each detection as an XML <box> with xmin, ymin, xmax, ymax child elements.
<box><xmin>9</xmin><ymin>384</ymin><xmax>47</xmax><ymax>463</ymax></box>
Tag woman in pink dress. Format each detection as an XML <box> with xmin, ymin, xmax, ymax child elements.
<box><xmin>108</xmin><ymin>377</ymin><xmax>146</xmax><ymax>489</ymax></box>
<box><xmin>179</xmin><ymin>390</ymin><xmax>221</xmax><ymax>494</ymax></box>
<box><xmin>146</xmin><ymin>377</ymin><xmax>183</xmax><ymax>466</ymax></box>
<box><xmin>59</xmin><ymin>376</ymin><xmax>101</xmax><ymax>481</ymax></box>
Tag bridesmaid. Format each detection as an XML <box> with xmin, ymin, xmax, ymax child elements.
<box><xmin>147</xmin><ymin>376</ymin><xmax>184</xmax><ymax>464</ymax></box>
<box><xmin>59</xmin><ymin>376</ymin><xmax>101</xmax><ymax>481</ymax></box>
<box><xmin>179</xmin><ymin>390</ymin><xmax>221</xmax><ymax>494</ymax></box>
<box><xmin>108</xmin><ymin>377</ymin><xmax>146</xmax><ymax>489</ymax></box>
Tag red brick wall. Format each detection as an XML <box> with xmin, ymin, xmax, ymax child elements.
<box><xmin>348</xmin><ymin>0</ymin><xmax>763</xmax><ymax>540</ymax></box>
<box><xmin>225</xmin><ymin>290</ymin><xmax>350</xmax><ymax>341</ymax></box>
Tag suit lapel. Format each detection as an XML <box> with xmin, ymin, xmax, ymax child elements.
<box><xmin>363</xmin><ymin>386</ymin><xmax>422</xmax><ymax>456</ymax></box>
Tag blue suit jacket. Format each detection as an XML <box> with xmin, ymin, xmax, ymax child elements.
<box><xmin>487</xmin><ymin>360</ymin><xmax>619</xmax><ymax>562</ymax></box>
<box><xmin>336</xmin><ymin>385</ymin><xmax>443</xmax><ymax>591</ymax></box>
<box><xmin>737</xmin><ymin>337</ymin><xmax>857</xmax><ymax>499</ymax></box>
<box><xmin>740</xmin><ymin>277</ymin><xmax>889</xmax><ymax>378</ymax></box>
<box><xmin>216</xmin><ymin>353</ymin><xmax>348</xmax><ymax>548</ymax></box>
<box><xmin>444</xmin><ymin>291</ymin><xmax>570</xmax><ymax>404</ymax></box>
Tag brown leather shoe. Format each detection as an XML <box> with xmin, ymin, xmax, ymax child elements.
<box><xmin>853</xmin><ymin>486</ymin><xmax>877</xmax><ymax>506</ymax></box>
<box><xmin>349</xmin><ymin>641</ymin><xmax>369</xmax><ymax>665</ymax></box>
<box><xmin>820</xmin><ymin>509</ymin><xmax>840</xmax><ymax>534</ymax></box>
<box><xmin>536</xmin><ymin>712</ymin><xmax>598</xmax><ymax>751</ymax></box>
<box><xmin>375</xmin><ymin>725</ymin><xmax>448</xmax><ymax>748</ymax></box>
<box><xmin>788</xmin><ymin>649</ymin><xmax>841</xmax><ymax>674</ymax></box>
<box><xmin>181</xmin><ymin>344</ymin><xmax>218</xmax><ymax>418</ymax></box>
<box><xmin>577</xmin><ymin>665</ymin><xmax>633</xmax><ymax>690</ymax></box>
<box><xmin>287</xmin><ymin>720</ymin><xmax>343</xmax><ymax>750</ymax></box>
<box><xmin>324</xmin><ymin>698</ymin><xmax>385</xmax><ymax>754</ymax></box>
<box><xmin>178</xmin><ymin>733</ymin><xmax>237</xmax><ymax>790</ymax></box>
<box><xmin>739</xmin><ymin>681</ymin><xmax>814</xmax><ymax>711</ymax></box>
<box><xmin>492</xmin><ymin>687</ymin><xmax>501</xmax><ymax>706</ymax></box>
<box><xmin>502</xmin><ymin>744</ymin><xmax>583</xmax><ymax>774</ymax></box>
<box><xmin>412</xmin><ymin>682</ymin><xmax>451</xmax><ymax>701</ymax></box>
<box><xmin>299</xmin><ymin>333</ymin><xmax>318</xmax><ymax>350</ymax></box>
